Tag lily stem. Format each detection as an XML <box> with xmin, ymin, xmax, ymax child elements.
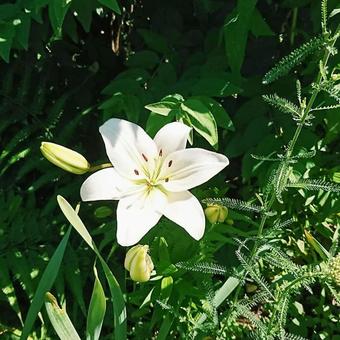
<box><xmin>89</xmin><ymin>163</ymin><xmax>113</xmax><ymax>172</ymax></box>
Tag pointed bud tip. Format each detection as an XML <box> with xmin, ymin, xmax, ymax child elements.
<box><xmin>40</xmin><ymin>142</ymin><xmax>90</xmax><ymax>174</ymax></box>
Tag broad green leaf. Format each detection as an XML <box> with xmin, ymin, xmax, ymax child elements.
<box><xmin>146</xmin><ymin>111</ymin><xmax>175</xmax><ymax>137</ymax></box>
<box><xmin>86</xmin><ymin>267</ymin><xmax>106</xmax><ymax>340</ymax></box>
<box><xmin>250</xmin><ymin>9</ymin><xmax>274</xmax><ymax>37</ymax></box>
<box><xmin>181</xmin><ymin>98</ymin><xmax>218</xmax><ymax>148</ymax></box>
<box><xmin>145</xmin><ymin>94</ymin><xmax>184</xmax><ymax>116</ymax></box>
<box><xmin>94</xmin><ymin>206</ymin><xmax>113</xmax><ymax>218</ymax></box>
<box><xmin>0</xmin><ymin>4</ymin><xmax>18</xmax><ymax>20</ymax></box>
<box><xmin>57</xmin><ymin>196</ymin><xmax>127</xmax><ymax>340</ymax></box>
<box><xmin>126</xmin><ymin>50</ymin><xmax>160</xmax><ymax>70</ymax></box>
<box><xmin>0</xmin><ymin>22</ymin><xmax>15</xmax><ymax>62</ymax></box>
<box><xmin>191</xmin><ymin>75</ymin><xmax>241</xmax><ymax>97</ymax></box>
<box><xmin>45</xmin><ymin>292</ymin><xmax>81</xmax><ymax>340</ymax></box>
<box><xmin>192</xmin><ymin>96</ymin><xmax>234</xmax><ymax>131</ymax></box>
<box><xmin>98</xmin><ymin>0</ymin><xmax>121</xmax><ymax>14</ymax></box>
<box><xmin>145</xmin><ymin>101</ymin><xmax>179</xmax><ymax>116</ymax></box>
<box><xmin>48</xmin><ymin>0</ymin><xmax>72</xmax><ymax>38</ymax></box>
<box><xmin>137</xmin><ymin>29</ymin><xmax>170</xmax><ymax>55</ymax></box>
<box><xmin>21</xmin><ymin>228</ymin><xmax>71</xmax><ymax>340</ymax></box>
<box><xmin>121</xmin><ymin>94</ymin><xmax>141</xmax><ymax>123</ymax></box>
<box><xmin>16</xmin><ymin>13</ymin><xmax>31</xmax><ymax>50</ymax></box>
<box><xmin>224</xmin><ymin>0</ymin><xmax>257</xmax><ymax>74</ymax></box>
<box><xmin>72</xmin><ymin>0</ymin><xmax>94</xmax><ymax>32</ymax></box>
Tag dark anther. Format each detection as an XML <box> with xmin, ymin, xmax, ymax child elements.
<box><xmin>134</xmin><ymin>169</ymin><xmax>139</xmax><ymax>175</ymax></box>
<box><xmin>142</xmin><ymin>153</ymin><xmax>148</xmax><ymax>162</ymax></box>
<box><xmin>159</xmin><ymin>149</ymin><xmax>163</xmax><ymax>156</ymax></box>
<box><xmin>165</xmin><ymin>178</ymin><xmax>169</xmax><ymax>182</ymax></box>
<box><xmin>168</xmin><ymin>160</ymin><xmax>173</xmax><ymax>167</ymax></box>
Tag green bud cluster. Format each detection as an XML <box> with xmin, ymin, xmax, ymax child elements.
<box><xmin>328</xmin><ymin>253</ymin><xmax>340</xmax><ymax>286</ymax></box>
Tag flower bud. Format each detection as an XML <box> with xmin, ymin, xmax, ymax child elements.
<box><xmin>124</xmin><ymin>245</ymin><xmax>154</xmax><ymax>282</ymax></box>
<box><xmin>40</xmin><ymin>142</ymin><xmax>90</xmax><ymax>174</ymax></box>
<box><xmin>204</xmin><ymin>205</ymin><xmax>228</xmax><ymax>224</ymax></box>
<box><xmin>328</xmin><ymin>253</ymin><xmax>340</xmax><ymax>286</ymax></box>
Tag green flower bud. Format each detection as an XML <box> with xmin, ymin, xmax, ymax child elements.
<box><xmin>328</xmin><ymin>253</ymin><xmax>340</xmax><ymax>286</ymax></box>
<box><xmin>204</xmin><ymin>205</ymin><xmax>228</xmax><ymax>224</ymax></box>
<box><xmin>124</xmin><ymin>245</ymin><xmax>154</xmax><ymax>282</ymax></box>
<box><xmin>40</xmin><ymin>142</ymin><xmax>90</xmax><ymax>174</ymax></box>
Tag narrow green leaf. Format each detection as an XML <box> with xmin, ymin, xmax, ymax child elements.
<box><xmin>45</xmin><ymin>292</ymin><xmax>81</xmax><ymax>340</ymax></box>
<box><xmin>57</xmin><ymin>196</ymin><xmax>127</xmax><ymax>340</ymax></box>
<box><xmin>304</xmin><ymin>230</ymin><xmax>330</xmax><ymax>260</ymax></box>
<box><xmin>97</xmin><ymin>256</ymin><xmax>127</xmax><ymax>340</ymax></box>
<box><xmin>181</xmin><ymin>98</ymin><xmax>218</xmax><ymax>148</ymax></box>
<box><xmin>98</xmin><ymin>0</ymin><xmax>121</xmax><ymax>14</ymax></box>
<box><xmin>20</xmin><ymin>228</ymin><xmax>71</xmax><ymax>340</ymax></box>
<box><xmin>86</xmin><ymin>267</ymin><xmax>106</xmax><ymax>340</ymax></box>
<box><xmin>157</xmin><ymin>313</ymin><xmax>174</xmax><ymax>340</ymax></box>
<box><xmin>160</xmin><ymin>277</ymin><xmax>173</xmax><ymax>302</ymax></box>
<box><xmin>196</xmin><ymin>276</ymin><xmax>240</xmax><ymax>326</ymax></box>
<box><xmin>57</xmin><ymin>195</ymin><xmax>94</xmax><ymax>249</ymax></box>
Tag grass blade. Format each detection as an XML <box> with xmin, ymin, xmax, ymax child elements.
<box><xmin>57</xmin><ymin>195</ymin><xmax>127</xmax><ymax>340</ymax></box>
<box><xmin>20</xmin><ymin>228</ymin><xmax>71</xmax><ymax>340</ymax></box>
<box><xmin>86</xmin><ymin>267</ymin><xmax>106</xmax><ymax>340</ymax></box>
<box><xmin>45</xmin><ymin>292</ymin><xmax>81</xmax><ymax>340</ymax></box>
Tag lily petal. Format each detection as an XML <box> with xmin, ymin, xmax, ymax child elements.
<box><xmin>160</xmin><ymin>148</ymin><xmax>229</xmax><ymax>192</ymax></box>
<box><xmin>162</xmin><ymin>191</ymin><xmax>205</xmax><ymax>240</ymax></box>
<box><xmin>154</xmin><ymin>122</ymin><xmax>191</xmax><ymax>157</ymax></box>
<box><xmin>99</xmin><ymin>118</ymin><xmax>157</xmax><ymax>179</ymax></box>
<box><xmin>116</xmin><ymin>193</ymin><xmax>164</xmax><ymax>246</ymax></box>
<box><xmin>80</xmin><ymin>168</ymin><xmax>134</xmax><ymax>201</ymax></box>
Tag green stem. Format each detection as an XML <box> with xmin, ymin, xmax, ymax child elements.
<box><xmin>268</xmin><ymin>270</ymin><xmax>324</xmax><ymax>332</ymax></box>
<box><xmin>209</xmin><ymin>26</ymin><xmax>339</xmax><ymax>330</ymax></box>
<box><xmin>89</xmin><ymin>163</ymin><xmax>112</xmax><ymax>172</ymax></box>
<box><xmin>290</xmin><ymin>8</ymin><xmax>298</xmax><ymax>46</ymax></box>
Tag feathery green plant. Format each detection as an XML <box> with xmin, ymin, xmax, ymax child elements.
<box><xmin>199</xmin><ymin>2</ymin><xmax>340</xmax><ymax>337</ymax></box>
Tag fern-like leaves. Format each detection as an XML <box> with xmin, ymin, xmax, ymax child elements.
<box><xmin>262</xmin><ymin>94</ymin><xmax>301</xmax><ymax>119</ymax></box>
<box><xmin>203</xmin><ymin>197</ymin><xmax>264</xmax><ymax>214</ymax></box>
<box><xmin>287</xmin><ymin>179</ymin><xmax>340</xmax><ymax>192</ymax></box>
<box><xmin>175</xmin><ymin>261</ymin><xmax>229</xmax><ymax>275</ymax></box>
<box><xmin>263</xmin><ymin>35</ymin><xmax>325</xmax><ymax>84</ymax></box>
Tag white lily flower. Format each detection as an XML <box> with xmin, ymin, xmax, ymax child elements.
<box><xmin>80</xmin><ymin>118</ymin><xmax>229</xmax><ymax>246</ymax></box>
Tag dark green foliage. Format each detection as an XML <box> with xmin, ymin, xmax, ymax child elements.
<box><xmin>1</xmin><ymin>0</ymin><xmax>340</xmax><ymax>339</ymax></box>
